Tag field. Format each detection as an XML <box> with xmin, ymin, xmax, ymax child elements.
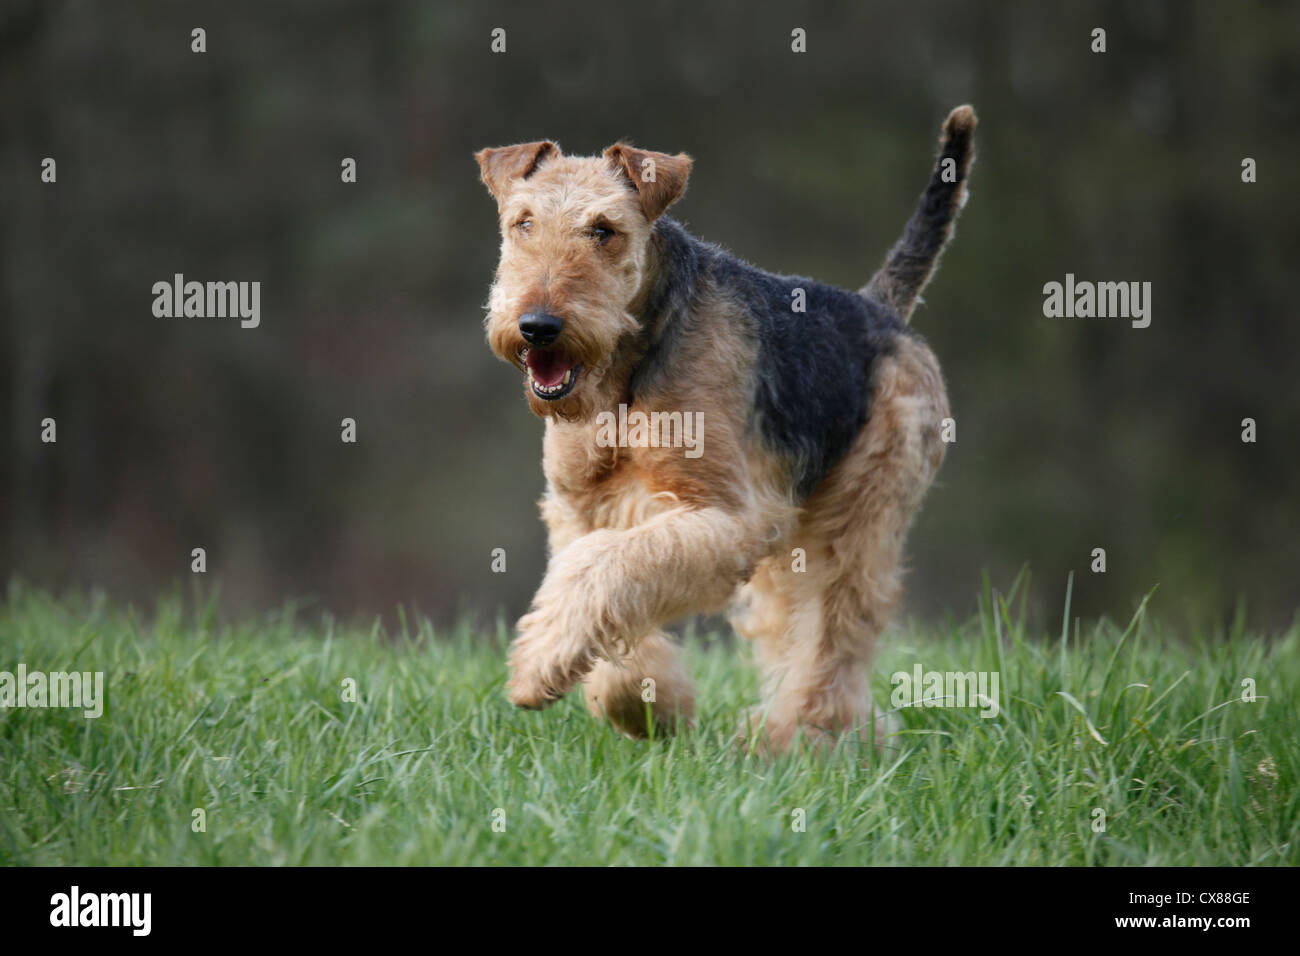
<box><xmin>1</xmin><ymin>579</ymin><xmax>1295</xmax><ymax>866</ymax></box>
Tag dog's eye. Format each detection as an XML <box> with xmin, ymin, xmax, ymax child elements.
<box><xmin>515</xmin><ymin>218</ymin><xmax>533</xmax><ymax>234</ymax></box>
<box><xmin>589</xmin><ymin>225</ymin><xmax>615</xmax><ymax>245</ymax></box>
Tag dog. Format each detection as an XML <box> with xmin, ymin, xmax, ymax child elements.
<box><xmin>475</xmin><ymin>105</ymin><xmax>975</xmax><ymax>752</ymax></box>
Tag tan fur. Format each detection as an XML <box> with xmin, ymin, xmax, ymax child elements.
<box><xmin>475</xmin><ymin>135</ymin><xmax>953</xmax><ymax>753</ymax></box>
<box><xmin>731</xmin><ymin>337</ymin><xmax>948</xmax><ymax>752</ymax></box>
<box><xmin>583</xmin><ymin>630</ymin><xmax>696</xmax><ymax>737</ymax></box>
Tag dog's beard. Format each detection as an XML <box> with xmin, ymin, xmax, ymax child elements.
<box><xmin>489</xmin><ymin>307</ymin><xmax>639</xmax><ymax>423</ymax></box>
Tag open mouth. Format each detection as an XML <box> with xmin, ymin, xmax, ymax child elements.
<box><xmin>521</xmin><ymin>348</ymin><xmax>581</xmax><ymax>401</ymax></box>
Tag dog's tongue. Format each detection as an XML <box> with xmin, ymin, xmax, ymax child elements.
<box><xmin>526</xmin><ymin>350</ymin><xmax>572</xmax><ymax>388</ymax></box>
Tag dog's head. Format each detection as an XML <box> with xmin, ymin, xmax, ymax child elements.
<box><xmin>475</xmin><ymin>140</ymin><xmax>692</xmax><ymax>420</ymax></box>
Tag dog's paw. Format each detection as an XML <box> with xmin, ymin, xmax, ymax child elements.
<box><xmin>734</xmin><ymin>707</ymin><xmax>793</xmax><ymax>757</ymax></box>
<box><xmin>505</xmin><ymin>668</ymin><xmax>563</xmax><ymax>710</ymax></box>
<box><xmin>734</xmin><ymin>704</ymin><xmax>898</xmax><ymax>757</ymax></box>
<box><xmin>505</xmin><ymin>608</ymin><xmax>596</xmax><ymax>709</ymax></box>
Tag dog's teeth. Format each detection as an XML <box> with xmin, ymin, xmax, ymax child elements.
<box><xmin>562</xmin><ymin>369</ymin><xmax>572</xmax><ymax>385</ymax></box>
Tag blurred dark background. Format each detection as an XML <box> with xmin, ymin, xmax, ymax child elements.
<box><xmin>2</xmin><ymin>0</ymin><xmax>1297</xmax><ymax>631</ymax></box>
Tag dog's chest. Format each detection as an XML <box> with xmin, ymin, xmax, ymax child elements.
<box><xmin>543</xmin><ymin>420</ymin><xmax>683</xmax><ymax>532</ymax></box>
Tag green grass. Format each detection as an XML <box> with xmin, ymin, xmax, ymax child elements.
<box><xmin>0</xmin><ymin>577</ymin><xmax>1295</xmax><ymax>866</ymax></box>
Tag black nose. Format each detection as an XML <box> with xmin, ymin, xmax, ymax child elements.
<box><xmin>519</xmin><ymin>310</ymin><xmax>563</xmax><ymax>346</ymax></box>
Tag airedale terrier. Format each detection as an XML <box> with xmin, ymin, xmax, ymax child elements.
<box><xmin>475</xmin><ymin>106</ymin><xmax>976</xmax><ymax>753</ymax></box>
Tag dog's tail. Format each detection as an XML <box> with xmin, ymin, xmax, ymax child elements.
<box><xmin>862</xmin><ymin>105</ymin><xmax>977</xmax><ymax>323</ymax></box>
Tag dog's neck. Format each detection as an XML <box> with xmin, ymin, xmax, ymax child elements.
<box><xmin>596</xmin><ymin>218</ymin><xmax>701</xmax><ymax>412</ymax></box>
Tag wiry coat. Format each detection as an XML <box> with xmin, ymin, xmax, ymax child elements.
<box><xmin>475</xmin><ymin>106</ymin><xmax>976</xmax><ymax>751</ymax></box>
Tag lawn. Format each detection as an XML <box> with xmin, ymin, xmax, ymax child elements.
<box><xmin>0</xmin><ymin>577</ymin><xmax>1295</xmax><ymax>865</ymax></box>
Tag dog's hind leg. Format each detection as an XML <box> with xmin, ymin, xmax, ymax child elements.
<box><xmin>742</xmin><ymin>338</ymin><xmax>949</xmax><ymax>754</ymax></box>
<box><xmin>582</xmin><ymin>630</ymin><xmax>695</xmax><ymax>737</ymax></box>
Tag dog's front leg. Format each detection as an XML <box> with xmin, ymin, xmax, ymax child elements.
<box><xmin>507</xmin><ymin>506</ymin><xmax>754</xmax><ymax>709</ymax></box>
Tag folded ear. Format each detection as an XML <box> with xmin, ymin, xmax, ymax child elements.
<box><xmin>604</xmin><ymin>144</ymin><xmax>692</xmax><ymax>220</ymax></box>
<box><xmin>474</xmin><ymin>141</ymin><xmax>561</xmax><ymax>201</ymax></box>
